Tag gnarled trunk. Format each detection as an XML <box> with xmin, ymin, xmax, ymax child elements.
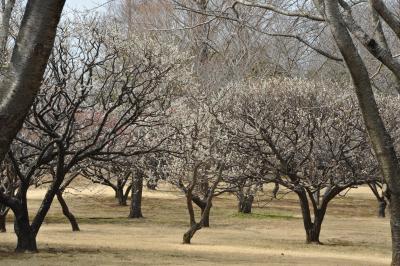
<box><xmin>297</xmin><ymin>190</ymin><xmax>326</xmax><ymax>244</ymax></box>
<box><xmin>182</xmin><ymin>165</ymin><xmax>223</xmax><ymax>244</ymax></box>
<box><xmin>146</xmin><ymin>181</ymin><xmax>157</xmax><ymax>190</ymax></box>
<box><xmin>238</xmin><ymin>195</ymin><xmax>254</xmax><ymax>214</ymax></box>
<box><xmin>305</xmin><ymin>210</ymin><xmax>325</xmax><ymax>244</ymax></box>
<box><xmin>15</xmin><ymin>224</ymin><xmax>37</xmax><ymax>253</ymax></box>
<box><xmin>183</xmin><ymin>222</ymin><xmax>202</xmax><ymax>244</ymax></box>
<box><xmin>200</xmin><ymin>203</ymin><xmax>211</xmax><ymax>227</ymax></box>
<box><xmin>14</xmin><ymin>204</ymin><xmax>37</xmax><ymax>252</ymax></box>
<box><xmin>115</xmin><ymin>186</ymin><xmax>127</xmax><ymax>206</ymax></box>
<box><xmin>192</xmin><ymin>197</ymin><xmax>211</xmax><ymax>227</ymax></box>
<box><xmin>56</xmin><ymin>191</ymin><xmax>79</xmax><ymax>231</ymax></box>
<box><xmin>272</xmin><ymin>182</ymin><xmax>279</xmax><ymax>198</ymax></box>
<box><xmin>378</xmin><ymin>198</ymin><xmax>387</xmax><ymax>218</ymax></box>
<box><xmin>305</xmin><ymin>224</ymin><xmax>321</xmax><ymax>244</ymax></box>
<box><xmin>0</xmin><ymin>214</ymin><xmax>5</xmax><ymax>232</ymax></box>
<box><xmin>368</xmin><ymin>183</ymin><xmax>387</xmax><ymax>218</ymax></box>
<box><xmin>0</xmin><ymin>207</ymin><xmax>8</xmax><ymax>232</ymax></box>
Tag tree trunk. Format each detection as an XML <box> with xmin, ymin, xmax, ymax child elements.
<box><xmin>305</xmin><ymin>224</ymin><xmax>321</xmax><ymax>244</ymax></box>
<box><xmin>56</xmin><ymin>192</ymin><xmax>79</xmax><ymax>231</ymax></box>
<box><xmin>115</xmin><ymin>186</ymin><xmax>127</xmax><ymax>206</ymax></box>
<box><xmin>369</xmin><ymin>183</ymin><xmax>387</xmax><ymax>218</ymax></box>
<box><xmin>182</xmin><ymin>163</ymin><xmax>220</xmax><ymax>245</ymax></box>
<box><xmin>377</xmin><ymin>197</ymin><xmax>387</xmax><ymax>218</ymax></box>
<box><xmin>201</xmin><ymin>204</ymin><xmax>211</xmax><ymax>227</ymax></box>
<box><xmin>0</xmin><ymin>211</ymin><xmax>6</xmax><ymax>232</ymax></box>
<box><xmin>129</xmin><ymin>174</ymin><xmax>143</xmax><ymax>218</ymax></box>
<box><xmin>0</xmin><ymin>0</ymin><xmax>66</xmax><ymax>163</ymax></box>
<box><xmin>390</xmin><ymin>193</ymin><xmax>400</xmax><ymax>265</ymax></box>
<box><xmin>183</xmin><ymin>222</ymin><xmax>202</xmax><ymax>244</ymax></box>
<box><xmin>313</xmin><ymin>191</ymin><xmax>320</xmax><ymax>208</ymax></box>
<box><xmin>14</xmin><ymin>207</ymin><xmax>37</xmax><ymax>252</ymax></box>
<box><xmin>146</xmin><ymin>180</ymin><xmax>157</xmax><ymax>190</ymax></box>
<box><xmin>0</xmin><ymin>207</ymin><xmax>8</xmax><ymax>232</ymax></box>
<box><xmin>305</xmin><ymin>210</ymin><xmax>325</xmax><ymax>244</ymax></box>
<box><xmin>15</xmin><ymin>226</ymin><xmax>37</xmax><ymax>253</ymax></box>
<box><xmin>272</xmin><ymin>182</ymin><xmax>279</xmax><ymax>198</ymax></box>
<box><xmin>238</xmin><ymin>195</ymin><xmax>254</xmax><ymax>214</ymax></box>
<box><xmin>192</xmin><ymin>196</ymin><xmax>210</xmax><ymax>227</ymax></box>
<box><xmin>297</xmin><ymin>190</ymin><xmax>325</xmax><ymax>244</ymax></box>
<box><xmin>30</xmin><ymin>151</ymin><xmax>65</xmax><ymax>236</ymax></box>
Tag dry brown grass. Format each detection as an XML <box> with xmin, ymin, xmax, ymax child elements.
<box><xmin>0</xmin><ymin>184</ymin><xmax>391</xmax><ymax>265</ymax></box>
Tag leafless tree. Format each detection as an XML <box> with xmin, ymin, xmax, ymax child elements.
<box><xmin>368</xmin><ymin>181</ymin><xmax>388</xmax><ymax>218</ymax></box>
<box><xmin>164</xmin><ymin>84</ymin><xmax>237</xmax><ymax>243</ymax></box>
<box><xmin>185</xmin><ymin>0</ymin><xmax>400</xmax><ymax>262</ymax></box>
<box><xmin>82</xmin><ymin>162</ymin><xmax>133</xmax><ymax>206</ymax></box>
<box><xmin>0</xmin><ymin>15</ymin><xmax>173</xmax><ymax>252</ymax></box>
<box><xmin>215</xmin><ymin>78</ymin><xmax>382</xmax><ymax>244</ymax></box>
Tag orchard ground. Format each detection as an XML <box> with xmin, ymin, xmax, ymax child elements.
<box><xmin>0</xmin><ymin>183</ymin><xmax>391</xmax><ymax>265</ymax></box>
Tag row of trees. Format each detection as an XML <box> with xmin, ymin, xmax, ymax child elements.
<box><xmin>0</xmin><ymin>9</ymin><xmax>380</xmax><ymax>250</ymax></box>
<box><xmin>162</xmin><ymin>77</ymin><xmax>390</xmax><ymax>244</ymax></box>
<box><xmin>0</xmin><ymin>0</ymin><xmax>399</xmax><ymax>264</ymax></box>
<box><xmin>0</xmin><ymin>12</ymin><xmax>182</xmax><ymax>251</ymax></box>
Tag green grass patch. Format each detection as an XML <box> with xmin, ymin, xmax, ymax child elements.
<box><xmin>76</xmin><ymin>217</ymin><xmax>139</xmax><ymax>225</ymax></box>
<box><xmin>231</xmin><ymin>211</ymin><xmax>296</xmax><ymax>220</ymax></box>
<box><xmin>42</xmin><ymin>216</ymin><xmax>139</xmax><ymax>225</ymax></box>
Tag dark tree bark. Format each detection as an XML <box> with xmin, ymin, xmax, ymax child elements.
<box><xmin>0</xmin><ymin>209</ymin><xmax>7</xmax><ymax>232</ymax></box>
<box><xmin>183</xmin><ymin>164</ymin><xmax>203</xmax><ymax>244</ymax></box>
<box><xmin>183</xmin><ymin>194</ymin><xmax>214</xmax><ymax>244</ymax></box>
<box><xmin>183</xmin><ymin>165</ymin><xmax>223</xmax><ymax>244</ymax></box>
<box><xmin>15</xmin><ymin>212</ymin><xmax>37</xmax><ymax>253</ymax></box>
<box><xmin>30</xmin><ymin>151</ymin><xmax>65</xmax><ymax>236</ymax></box>
<box><xmin>201</xmin><ymin>202</ymin><xmax>211</xmax><ymax>227</ymax></box>
<box><xmin>369</xmin><ymin>183</ymin><xmax>387</xmax><ymax>218</ymax></box>
<box><xmin>146</xmin><ymin>180</ymin><xmax>157</xmax><ymax>190</ymax></box>
<box><xmin>183</xmin><ymin>189</ymin><xmax>202</xmax><ymax>244</ymax></box>
<box><xmin>192</xmin><ymin>195</ymin><xmax>211</xmax><ymax>227</ymax></box>
<box><xmin>178</xmin><ymin>171</ymin><xmax>213</xmax><ymax>227</ymax></box>
<box><xmin>112</xmin><ymin>176</ymin><xmax>131</xmax><ymax>206</ymax></box>
<box><xmin>115</xmin><ymin>186</ymin><xmax>127</xmax><ymax>206</ymax></box>
<box><xmin>0</xmin><ymin>0</ymin><xmax>66</xmax><ymax>163</ymax></box>
<box><xmin>12</xmin><ymin>188</ymin><xmax>37</xmax><ymax>252</ymax></box>
<box><xmin>297</xmin><ymin>190</ymin><xmax>323</xmax><ymax>244</ymax></box>
<box><xmin>1</xmin><ymin>147</ymin><xmax>67</xmax><ymax>252</ymax></box>
<box><xmin>295</xmin><ymin>185</ymin><xmax>344</xmax><ymax>245</ymax></box>
<box><xmin>129</xmin><ymin>173</ymin><xmax>143</xmax><ymax>218</ymax></box>
<box><xmin>272</xmin><ymin>182</ymin><xmax>279</xmax><ymax>198</ymax></box>
<box><xmin>305</xmin><ymin>209</ymin><xmax>325</xmax><ymax>244</ymax></box>
<box><xmin>183</xmin><ymin>222</ymin><xmax>202</xmax><ymax>244</ymax></box>
<box><xmin>378</xmin><ymin>199</ymin><xmax>387</xmax><ymax>218</ymax></box>
<box><xmin>238</xmin><ymin>195</ymin><xmax>254</xmax><ymax>214</ymax></box>
<box><xmin>56</xmin><ymin>191</ymin><xmax>79</xmax><ymax>231</ymax></box>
